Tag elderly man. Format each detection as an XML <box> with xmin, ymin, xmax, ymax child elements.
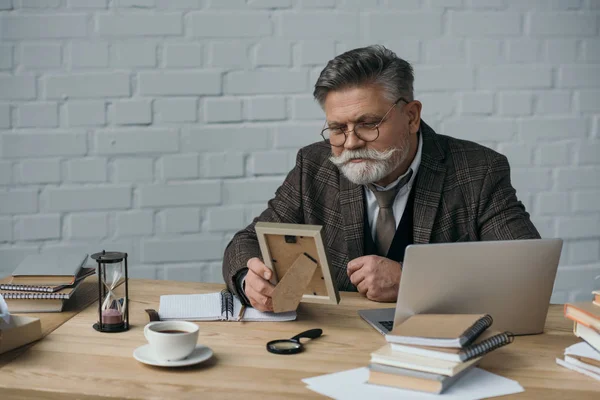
<box><xmin>223</xmin><ymin>45</ymin><xmax>539</xmax><ymax>312</ymax></box>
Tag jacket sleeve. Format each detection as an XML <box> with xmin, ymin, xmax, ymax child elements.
<box><xmin>222</xmin><ymin>149</ymin><xmax>305</xmax><ymax>299</ymax></box>
<box><xmin>477</xmin><ymin>153</ymin><xmax>541</xmax><ymax>240</ymax></box>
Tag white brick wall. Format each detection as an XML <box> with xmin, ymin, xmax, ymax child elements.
<box><xmin>0</xmin><ymin>1</ymin><xmax>598</xmax><ymax>303</ymax></box>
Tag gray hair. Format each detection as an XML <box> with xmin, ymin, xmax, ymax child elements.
<box><xmin>313</xmin><ymin>45</ymin><xmax>414</xmax><ymax>107</ymax></box>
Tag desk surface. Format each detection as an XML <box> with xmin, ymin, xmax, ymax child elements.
<box><xmin>0</xmin><ymin>279</ymin><xmax>598</xmax><ymax>400</ymax></box>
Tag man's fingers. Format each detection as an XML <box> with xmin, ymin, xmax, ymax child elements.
<box><xmin>246</xmin><ymin>269</ymin><xmax>275</xmax><ymax>296</ymax></box>
<box><xmin>245</xmin><ymin>284</ymin><xmax>273</xmax><ymax>312</ymax></box>
<box><xmin>349</xmin><ymin>267</ymin><xmax>366</xmax><ymax>287</ymax></box>
<box><xmin>247</xmin><ymin>257</ymin><xmax>272</xmax><ymax>280</ymax></box>
<box><xmin>244</xmin><ymin>268</ymin><xmax>275</xmax><ymax>312</ymax></box>
<box><xmin>347</xmin><ymin>256</ymin><xmax>367</xmax><ymax>277</ymax></box>
<box><xmin>357</xmin><ymin>279</ymin><xmax>369</xmax><ymax>296</ymax></box>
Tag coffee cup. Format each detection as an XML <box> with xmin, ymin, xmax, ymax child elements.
<box><xmin>143</xmin><ymin>321</ymin><xmax>199</xmax><ymax>361</ymax></box>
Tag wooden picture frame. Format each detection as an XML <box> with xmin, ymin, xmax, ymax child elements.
<box><xmin>255</xmin><ymin>222</ymin><xmax>340</xmax><ymax>312</ymax></box>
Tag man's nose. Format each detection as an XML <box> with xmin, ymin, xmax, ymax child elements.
<box><xmin>343</xmin><ymin>129</ymin><xmax>365</xmax><ymax>150</ymax></box>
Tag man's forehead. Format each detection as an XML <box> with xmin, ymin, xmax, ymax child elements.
<box><xmin>323</xmin><ymin>86</ymin><xmax>388</xmax><ymax>122</ymax></box>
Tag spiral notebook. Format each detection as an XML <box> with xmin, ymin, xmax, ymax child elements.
<box><xmin>158</xmin><ymin>289</ymin><xmax>297</xmax><ymax>322</ymax></box>
<box><xmin>1</xmin><ymin>253</ymin><xmax>91</xmax><ymax>292</ymax></box>
<box><xmin>389</xmin><ymin>330</ymin><xmax>515</xmax><ymax>362</ymax></box>
<box><xmin>0</xmin><ymin>267</ymin><xmax>96</xmax><ymax>293</ymax></box>
<box><xmin>385</xmin><ymin>314</ymin><xmax>493</xmax><ymax>348</ymax></box>
<box><xmin>0</xmin><ymin>285</ymin><xmax>80</xmax><ymax>300</ymax></box>
<box><xmin>1</xmin><ymin>276</ymin><xmax>98</xmax><ymax>313</ymax></box>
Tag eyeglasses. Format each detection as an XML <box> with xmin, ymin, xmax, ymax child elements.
<box><xmin>320</xmin><ymin>97</ymin><xmax>409</xmax><ymax>147</ymax></box>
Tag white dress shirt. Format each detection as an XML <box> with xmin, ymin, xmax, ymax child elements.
<box><xmin>364</xmin><ymin>132</ymin><xmax>423</xmax><ymax>242</ymax></box>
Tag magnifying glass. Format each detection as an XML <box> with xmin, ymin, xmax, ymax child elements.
<box><xmin>266</xmin><ymin>328</ymin><xmax>323</xmax><ymax>355</ymax></box>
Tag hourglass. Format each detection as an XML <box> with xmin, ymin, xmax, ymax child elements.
<box><xmin>91</xmin><ymin>251</ymin><xmax>129</xmax><ymax>333</ymax></box>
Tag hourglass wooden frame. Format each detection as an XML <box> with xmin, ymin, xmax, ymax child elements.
<box><xmin>255</xmin><ymin>222</ymin><xmax>339</xmax><ymax>313</ymax></box>
<box><xmin>91</xmin><ymin>250</ymin><xmax>129</xmax><ymax>333</ymax></box>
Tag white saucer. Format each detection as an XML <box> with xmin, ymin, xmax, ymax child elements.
<box><xmin>133</xmin><ymin>344</ymin><xmax>213</xmax><ymax>367</ymax></box>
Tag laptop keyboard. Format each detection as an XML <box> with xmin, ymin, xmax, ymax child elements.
<box><xmin>379</xmin><ymin>320</ymin><xmax>394</xmax><ymax>331</ymax></box>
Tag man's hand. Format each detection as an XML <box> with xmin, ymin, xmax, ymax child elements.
<box><xmin>347</xmin><ymin>255</ymin><xmax>402</xmax><ymax>302</ymax></box>
<box><xmin>244</xmin><ymin>257</ymin><xmax>275</xmax><ymax>312</ymax></box>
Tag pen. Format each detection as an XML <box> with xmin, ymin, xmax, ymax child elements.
<box><xmin>237</xmin><ymin>305</ymin><xmax>246</xmax><ymax>321</ymax></box>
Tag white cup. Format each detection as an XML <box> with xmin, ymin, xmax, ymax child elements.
<box><xmin>143</xmin><ymin>321</ymin><xmax>199</xmax><ymax>361</ymax></box>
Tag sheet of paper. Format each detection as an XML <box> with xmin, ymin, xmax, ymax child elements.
<box><xmin>556</xmin><ymin>358</ymin><xmax>600</xmax><ymax>381</ymax></box>
<box><xmin>564</xmin><ymin>341</ymin><xmax>600</xmax><ymax>361</ymax></box>
<box><xmin>302</xmin><ymin>367</ymin><xmax>524</xmax><ymax>400</ymax></box>
<box><xmin>158</xmin><ymin>293</ymin><xmax>223</xmax><ymax>321</ymax></box>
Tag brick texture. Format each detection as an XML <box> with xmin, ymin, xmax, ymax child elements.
<box><xmin>0</xmin><ymin>2</ymin><xmax>597</xmax><ymax>299</ymax></box>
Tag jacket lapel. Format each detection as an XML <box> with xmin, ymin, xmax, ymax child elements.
<box><xmin>413</xmin><ymin>122</ymin><xmax>447</xmax><ymax>244</ymax></box>
<box><xmin>339</xmin><ymin>175</ymin><xmax>364</xmax><ymax>262</ymax></box>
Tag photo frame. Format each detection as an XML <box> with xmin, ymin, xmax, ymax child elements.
<box><xmin>255</xmin><ymin>222</ymin><xmax>340</xmax><ymax>312</ymax></box>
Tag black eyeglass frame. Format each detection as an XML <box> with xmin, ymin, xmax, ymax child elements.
<box><xmin>320</xmin><ymin>97</ymin><xmax>410</xmax><ymax>147</ymax></box>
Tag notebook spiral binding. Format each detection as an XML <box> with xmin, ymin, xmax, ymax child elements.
<box><xmin>220</xmin><ymin>289</ymin><xmax>234</xmax><ymax>319</ymax></box>
<box><xmin>0</xmin><ymin>284</ymin><xmax>55</xmax><ymax>293</ymax></box>
<box><xmin>463</xmin><ymin>332</ymin><xmax>515</xmax><ymax>362</ymax></box>
<box><xmin>462</xmin><ymin>314</ymin><xmax>494</xmax><ymax>346</ymax></box>
<box><xmin>1</xmin><ymin>291</ymin><xmax>71</xmax><ymax>300</ymax></box>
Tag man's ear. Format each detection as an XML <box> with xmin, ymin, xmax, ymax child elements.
<box><xmin>407</xmin><ymin>100</ymin><xmax>422</xmax><ymax>135</ymax></box>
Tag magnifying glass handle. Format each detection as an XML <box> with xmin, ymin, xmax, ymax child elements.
<box><xmin>290</xmin><ymin>328</ymin><xmax>323</xmax><ymax>342</ymax></box>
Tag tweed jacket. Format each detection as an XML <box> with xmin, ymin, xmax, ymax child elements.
<box><xmin>222</xmin><ymin>121</ymin><xmax>540</xmax><ymax>296</ymax></box>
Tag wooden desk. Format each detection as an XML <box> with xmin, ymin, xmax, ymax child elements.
<box><xmin>0</xmin><ymin>279</ymin><xmax>597</xmax><ymax>399</ymax></box>
<box><xmin>0</xmin><ymin>277</ymin><xmax>98</xmax><ymax>368</ymax></box>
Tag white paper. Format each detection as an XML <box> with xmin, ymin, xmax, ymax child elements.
<box><xmin>564</xmin><ymin>341</ymin><xmax>600</xmax><ymax>361</ymax></box>
<box><xmin>159</xmin><ymin>293</ymin><xmax>224</xmax><ymax>321</ymax></box>
<box><xmin>556</xmin><ymin>358</ymin><xmax>600</xmax><ymax>381</ymax></box>
<box><xmin>302</xmin><ymin>367</ymin><xmax>524</xmax><ymax>400</ymax></box>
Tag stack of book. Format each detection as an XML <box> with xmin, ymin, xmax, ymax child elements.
<box><xmin>557</xmin><ymin>290</ymin><xmax>600</xmax><ymax>381</ymax></box>
<box><xmin>368</xmin><ymin>314</ymin><xmax>515</xmax><ymax>394</ymax></box>
<box><xmin>0</xmin><ymin>253</ymin><xmax>94</xmax><ymax>313</ymax></box>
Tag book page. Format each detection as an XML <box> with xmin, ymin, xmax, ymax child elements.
<box><xmin>158</xmin><ymin>293</ymin><xmax>224</xmax><ymax>321</ymax></box>
<box><xmin>231</xmin><ymin>295</ymin><xmax>297</xmax><ymax>322</ymax></box>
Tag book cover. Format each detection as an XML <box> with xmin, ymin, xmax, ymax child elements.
<box><xmin>385</xmin><ymin>314</ymin><xmax>493</xmax><ymax>348</ymax></box>
<box><xmin>564</xmin><ymin>301</ymin><xmax>600</xmax><ymax>331</ymax></box>
<box><xmin>367</xmin><ymin>362</ymin><xmax>477</xmax><ymax>394</ymax></box>
<box><xmin>1</xmin><ymin>267</ymin><xmax>95</xmax><ymax>293</ymax></box>
<box><xmin>9</xmin><ymin>254</ymin><xmax>89</xmax><ymax>287</ymax></box>
<box><xmin>390</xmin><ymin>330</ymin><xmax>514</xmax><ymax>362</ymax></box>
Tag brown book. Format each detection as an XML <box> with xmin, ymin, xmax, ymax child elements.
<box><xmin>1</xmin><ymin>267</ymin><xmax>95</xmax><ymax>293</ymax></box>
<box><xmin>390</xmin><ymin>330</ymin><xmax>514</xmax><ymax>362</ymax></box>
<box><xmin>368</xmin><ymin>362</ymin><xmax>476</xmax><ymax>394</ymax></box>
<box><xmin>5</xmin><ymin>254</ymin><xmax>90</xmax><ymax>288</ymax></box>
<box><xmin>385</xmin><ymin>314</ymin><xmax>493</xmax><ymax>348</ymax></box>
<box><xmin>370</xmin><ymin>344</ymin><xmax>481</xmax><ymax>376</ymax></box>
<box><xmin>564</xmin><ymin>302</ymin><xmax>600</xmax><ymax>331</ymax></box>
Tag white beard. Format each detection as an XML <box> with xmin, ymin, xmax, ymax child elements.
<box><xmin>329</xmin><ymin>143</ymin><xmax>410</xmax><ymax>185</ymax></box>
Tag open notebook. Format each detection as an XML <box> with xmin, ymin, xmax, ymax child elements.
<box><xmin>158</xmin><ymin>289</ymin><xmax>297</xmax><ymax>322</ymax></box>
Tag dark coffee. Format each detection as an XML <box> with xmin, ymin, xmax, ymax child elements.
<box><xmin>158</xmin><ymin>329</ymin><xmax>187</xmax><ymax>334</ymax></box>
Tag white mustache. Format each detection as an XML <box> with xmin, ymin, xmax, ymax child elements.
<box><xmin>329</xmin><ymin>147</ymin><xmax>399</xmax><ymax>166</ymax></box>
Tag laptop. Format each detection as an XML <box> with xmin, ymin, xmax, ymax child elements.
<box><xmin>359</xmin><ymin>238</ymin><xmax>563</xmax><ymax>336</ymax></box>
